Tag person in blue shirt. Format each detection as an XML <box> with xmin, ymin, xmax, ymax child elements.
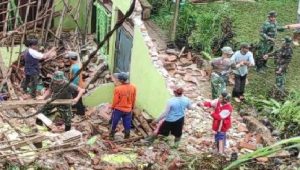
<box><xmin>145</xmin><ymin>87</ymin><xmax>192</xmax><ymax>147</ymax></box>
<box><xmin>67</xmin><ymin>51</ymin><xmax>86</xmax><ymax>115</ymax></box>
<box><xmin>230</xmin><ymin>43</ymin><xmax>255</xmax><ymax>102</ymax></box>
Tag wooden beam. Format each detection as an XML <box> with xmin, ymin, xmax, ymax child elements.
<box><xmin>36</xmin><ymin>113</ymin><xmax>53</xmax><ymax>128</ymax></box>
<box><xmin>0</xmin><ymin>99</ymin><xmax>73</xmax><ymax>110</ymax></box>
<box><xmin>0</xmin><ymin>135</ymin><xmax>44</xmax><ymax>150</ymax></box>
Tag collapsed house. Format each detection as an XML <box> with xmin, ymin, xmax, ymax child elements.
<box><xmin>0</xmin><ymin>0</ymin><xmax>297</xmax><ymax>169</ymax></box>
<box><xmin>0</xmin><ymin>0</ymin><xmax>174</xmax><ymax>168</ymax></box>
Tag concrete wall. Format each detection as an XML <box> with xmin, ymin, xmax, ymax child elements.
<box><xmin>130</xmin><ymin>28</ymin><xmax>171</xmax><ymax>117</ymax></box>
<box><xmin>83</xmin><ymin>83</ymin><xmax>114</xmax><ymax>107</ymax></box>
<box><xmin>54</xmin><ymin>0</ymin><xmax>88</xmax><ymax>31</ymax></box>
<box><xmin>111</xmin><ymin>0</ymin><xmax>131</xmax><ymax>14</ymax></box>
<box><xmin>84</xmin><ymin>0</ymin><xmax>171</xmax><ymax>117</ymax></box>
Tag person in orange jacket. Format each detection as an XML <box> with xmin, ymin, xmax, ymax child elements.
<box><xmin>109</xmin><ymin>72</ymin><xmax>136</xmax><ymax>140</ymax></box>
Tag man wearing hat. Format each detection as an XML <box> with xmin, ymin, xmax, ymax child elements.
<box><xmin>265</xmin><ymin>36</ymin><xmax>293</xmax><ymax>91</ymax></box>
<box><xmin>22</xmin><ymin>38</ymin><xmax>56</xmax><ymax>99</ymax></box>
<box><xmin>110</xmin><ymin>72</ymin><xmax>136</xmax><ymax>140</ymax></box>
<box><xmin>256</xmin><ymin>11</ymin><xmax>289</xmax><ymax>73</ymax></box>
<box><xmin>37</xmin><ymin>71</ymin><xmax>85</xmax><ymax>131</ymax></box>
<box><xmin>67</xmin><ymin>51</ymin><xmax>86</xmax><ymax>115</ymax></box>
<box><xmin>210</xmin><ymin>46</ymin><xmax>235</xmax><ymax>99</ymax></box>
<box><xmin>230</xmin><ymin>43</ymin><xmax>255</xmax><ymax>102</ymax></box>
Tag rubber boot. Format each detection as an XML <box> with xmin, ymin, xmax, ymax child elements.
<box><xmin>65</xmin><ymin>125</ymin><xmax>71</xmax><ymax>131</ymax></box>
<box><xmin>109</xmin><ymin>131</ymin><xmax>115</xmax><ymax>140</ymax></box>
<box><xmin>145</xmin><ymin>135</ymin><xmax>156</xmax><ymax>143</ymax></box>
<box><xmin>124</xmin><ymin>131</ymin><xmax>130</xmax><ymax>139</ymax></box>
<box><xmin>36</xmin><ymin>118</ymin><xmax>43</xmax><ymax>126</ymax></box>
<box><xmin>173</xmin><ymin>137</ymin><xmax>181</xmax><ymax>149</ymax></box>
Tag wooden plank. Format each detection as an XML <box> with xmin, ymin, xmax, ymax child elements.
<box><xmin>0</xmin><ymin>51</ymin><xmax>7</xmax><ymax>74</ymax></box>
<box><xmin>0</xmin><ymin>135</ymin><xmax>44</xmax><ymax>150</ymax></box>
<box><xmin>36</xmin><ymin>113</ymin><xmax>53</xmax><ymax>127</ymax></box>
<box><xmin>140</xmin><ymin>0</ymin><xmax>152</xmax><ymax>20</ymax></box>
<box><xmin>0</xmin><ymin>99</ymin><xmax>73</xmax><ymax>110</ymax></box>
<box><xmin>6</xmin><ymin>78</ymin><xmax>17</xmax><ymax>100</ymax></box>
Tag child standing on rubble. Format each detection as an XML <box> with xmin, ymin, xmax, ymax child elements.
<box><xmin>145</xmin><ymin>87</ymin><xmax>192</xmax><ymax>148</ymax></box>
<box><xmin>198</xmin><ymin>92</ymin><xmax>232</xmax><ymax>154</ymax></box>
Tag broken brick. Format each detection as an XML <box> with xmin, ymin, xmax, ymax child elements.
<box><xmin>256</xmin><ymin>157</ymin><xmax>268</xmax><ymax>163</ymax></box>
<box><xmin>165</xmin><ymin>55</ymin><xmax>177</xmax><ymax>62</ymax></box>
<box><xmin>237</xmin><ymin>123</ymin><xmax>249</xmax><ymax>132</ymax></box>
<box><xmin>163</xmin><ymin>62</ymin><xmax>176</xmax><ymax>71</ymax></box>
<box><xmin>256</xmin><ymin>134</ymin><xmax>263</xmax><ymax>144</ymax></box>
<box><xmin>92</xmin><ymin>157</ymin><xmax>100</xmax><ymax>165</ymax></box>
<box><xmin>244</xmin><ymin>133</ymin><xmax>252</xmax><ymax>143</ymax></box>
<box><xmin>238</xmin><ymin>141</ymin><xmax>257</xmax><ymax>150</ymax></box>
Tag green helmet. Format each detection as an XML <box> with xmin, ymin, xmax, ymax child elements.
<box><xmin>268</xmin><ymin>11</ymin><xmax>277</xmax><ymax>17</ymax></box>
<box><xmin>53</xmin><ymin>71</ymin><xmax>66</xmax><ymax>81</ymax></box>
<box><xmin>283</xmin><ymin>36</ymin><xmax>292</xmax><ymax>44</ymax></box>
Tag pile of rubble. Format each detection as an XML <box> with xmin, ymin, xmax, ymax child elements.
<box><xmin>6</xmin><ymin>33</ymin><xmax>110</xmax><ymax>100</ymax></box>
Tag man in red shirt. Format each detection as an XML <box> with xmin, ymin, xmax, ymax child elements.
<box><xmin>110</xmin><ymin>72</ymin><xmax>136</xmax><ymax>140</ymax></box>
<box><xmin>198</xmin><ymin>92</ymin><xmax>232</xmax><ymax>154</ymax></box>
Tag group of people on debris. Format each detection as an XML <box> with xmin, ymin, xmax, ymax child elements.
<box><xmin>22</xmin><ymin>38</ymin><xmax>86</xmax><ymax>131</ymax></box>
<box><xmin>21</xmin><ymin>10</ymin><xmax>297</xmax><ymax>155</ymax></box>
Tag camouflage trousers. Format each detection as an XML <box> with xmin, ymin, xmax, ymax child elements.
<box><xmin>211</xmin><ymin>73</ymin><xmax>227</xmax><ymax>99</ymax></box>
<box><xmin>43</xmin><ymin>104</ymin><xmax>73</xmax><ymax>127</ymax></box>
<box><xmin>256</xmin><ymin>40</ymin><xmax>274</xmax><ymax>71</ymax></box>
<box><xmin>275</xmin><ymin>73</ymin><xmax>286</xmax><ymax>91</ymax></box>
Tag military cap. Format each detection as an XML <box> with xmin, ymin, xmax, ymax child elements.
<box><xmin>66</xmin><ymin>51</ymin><xmax>79</xmax><ymax>60</ymax></box>
<box><xmin>283</xmin><ymin>36</ymin><xmax>292</xmax><ymax>44</ymax></box>
<box><xmin>221</xmin><ymin>46</ymin><xmax>234</xmax><ymax>54</ymax></box>
<box><xmin>268</xmin><ymin>11</ymin><xmax>277</xmax><ymax>17</ymax></box>
<box><xmin>221</xmin><ymin>92</ymin><xmax>231</xmax><ymax>100</ymax></box>
<box><xmin>113</xmin><ymin>72</ymin><xmax>129</xmax><ymax>82</ymax></box>
<box><xmin>53</xmin><ymin>71</ymin><xmax>66</xmax><ymax>81</ymax></box>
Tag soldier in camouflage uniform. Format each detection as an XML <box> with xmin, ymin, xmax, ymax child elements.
<box><xmin>265</xmin><ymin>37</ymin><xmax>293</xmax><ymax>91</ymax></box>
<box><xmin>274</xmin><ymin>37</ymin><xmax>293</xmax><ymax>90</ymax></box>
<box><xmin>256</xmin><ymin>11</ymin><xmax>289</xmax><ymax>73</ymax></box>
<box><xmin>36</xmin><ymin>71</ymin><xmax>85</xmax><ymax>131</ymax></box>
<box><xmin>211</xmin><ymin>47</ymin><xmax>235</xmax><ymax>99</ymax></box>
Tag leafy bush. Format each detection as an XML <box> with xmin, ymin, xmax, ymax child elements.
<box><xmin>150</xmin><ymin>1</ymin><xmax>233</xmax><ymax>53</ymax></box>
<box><xmin>245</xmin><ymin>90</ymin><xmax>300</xmax><ymax>137</ymax></box>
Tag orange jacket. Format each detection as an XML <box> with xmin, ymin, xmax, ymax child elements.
<box><xmin>112</xmin><ymin>83</ymin><xmax>136</xmax><ymax>112</ymax></box>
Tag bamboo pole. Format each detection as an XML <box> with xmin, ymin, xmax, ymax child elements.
<box><xmin>17</xmin><ymin>0</ymin><xmax>32</xmax><ymax>69</ymax></box>
<box><xmin>34</xmin><ymin>0</ymin><xmax>42</xmax><ymax>32</ymax></box>
<box><xmin>0</xmin><ymin>1</ymin><xmax>9</xmax><ymax>7</ymax></box>
<box><xmin>8</xmin><ymin>0</ymin><xmax>20</xmax><ymax>68</ymax></box>
<box><xmin>0</xmin><ymin>1</ymin><xmax>36</xmax><ymax>15</ymax></box>
<box><xmin>72</xmin><ymin>0</ymin><xmax>82</xmax><ymax>53</ymax></box>
<box><xmin>3</xmin><ymin>0</ymin><xmax>10</xmax><ymax>33</ymax></box>
<box><xmin>170</xmin><ymin>0</ymin><xmax>180</xmax><ymax>43</ymax></box>
<box><xmin>43</xmin><ymin>0</ymin><xmax>54</xmax><ymax>44</ymax></box>
<box><xmin>55</xmin><ymin>0</ymin><xmax>69</xmax><ymax>45</ymax></box>
<box><xmin>41</xmin><ymin>0</ymin><xmax>51</xmax><ymax>43</ymax></box>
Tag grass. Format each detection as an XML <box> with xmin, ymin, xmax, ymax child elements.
<box><xmin>151</xmin><ymin>0</ymin><xmax>299</xmax><ymax>96</ymax></box>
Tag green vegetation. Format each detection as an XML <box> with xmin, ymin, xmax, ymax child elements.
<box><xmin>246</xmin><ymin>90</ymin><xmax>300</xmax><ymax>138</ymax></box>
<box><xmin>150</xmin><ymin>1</ymin><xmax>300</xmax><ymax>167</ymax></box>
<box><xmin>225</xmin><ymin>136</ymin><xmax>300</xmax><ymax>169</ymax></box>
<box><xmin>150</xmin><ymin>0</ymin><xmax>298</xmax><ymax>95</ymax></box>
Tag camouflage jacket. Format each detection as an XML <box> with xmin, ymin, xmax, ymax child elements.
<box><xmin>260</xmin><ymin>20</ymin><xmax>285</xmax><ymax>41</ymax></box>
<box><xmin>275</xmin><ymin>46</ymin><xmax>293</xmax><ymax>73</ymax></box>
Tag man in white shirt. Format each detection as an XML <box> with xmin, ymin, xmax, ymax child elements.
<box><xmin>230</xmin><ymin>43</ymin><xmax>255</xmax><ymax>102</ymax></box>
<box><xmin>22</xmin><ymin>38</ymin><xmax>56</xmax><ymax>99</ymax></box>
